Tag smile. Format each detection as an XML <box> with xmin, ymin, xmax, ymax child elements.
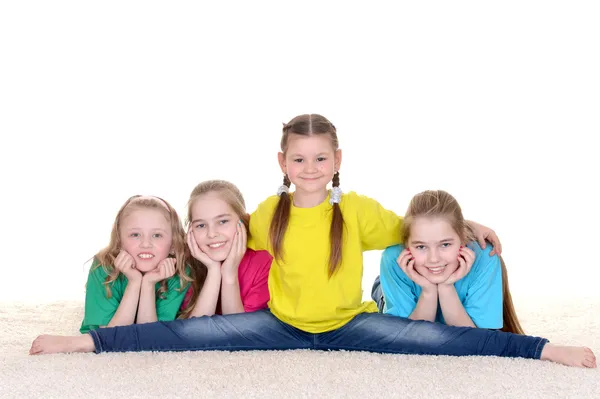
<box><xmin>425</xmin><ymin>265</ymin><xmax>446</xmax><ymax>274</ymax></box>
<box><xmin>138</xmin><ymin>253</ymin><xmax>154</xmax><ymax>259</ymax></box>
<box><xmin>208</xmin><ymin>242</ymin><xmax>226</xmax><ymax>249</ymax></box>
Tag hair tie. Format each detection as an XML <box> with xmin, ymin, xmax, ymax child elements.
<box><xmin>277</xmin><ymin>185</ymin><xmax>290</xmax><ymax>196</ymax></box>
<box><xmin>329</xmin><ymin>187</ymin><xmax>342</xmax><ymax>205</ymax></box>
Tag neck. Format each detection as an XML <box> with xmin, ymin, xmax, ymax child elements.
<box><xmin>292</xmin><ymin>188</ymin><xmax>328</xmax><ymax>208</ymax></box>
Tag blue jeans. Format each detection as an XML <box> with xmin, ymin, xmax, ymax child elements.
<box><xmin>371</xmin><ymin>275</ymin><xmax>385</xmax><ymax>312</ymax></box>
<box><xmin>89</xmin><ymin>310</ymin><xmax>548</xmax><ymax>359</ymax></box>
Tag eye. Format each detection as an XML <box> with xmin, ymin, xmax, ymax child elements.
<box><xmin>441</xmin><ymin>243</ymin><xmax>451</xmax><ymax>248</ymax></box>
<box><xmin>153</xmin><ymin>233</ymin><xmax>163</xmax><ymax>238</ymax></box>
<box><xmin>317</xmin><ymin>157</ymin><xmax>327</xmax><ymax>162</ymax></box>
<box><xmin>293</xmin><ymin>158</ymin><xmax>303</xmax><ymax>163</ymax></box>
<box><xmin>195</xmin><ymin>223</ymin><xmax>205</xmax><ymax>229</ymax></box>
<box><xmin>415</xmin><ymin>245</ymin><xmax>425</xmax><ymax>250</ymax></box>
<box><xmin>219</xmin><ymin>219</ymin><xmax>229</xmax><ymax>225</ymax></box>
<box><xmin>130</xmin><ymin>233</ymin><xmax>140</xmax><ymax>238</ymax></box>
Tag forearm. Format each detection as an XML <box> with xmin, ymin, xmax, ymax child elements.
<box><xmin>190</xmin><ymin>268</ymin><xmax>222</xmax><ymax>317</ymax></box>
<box><xmin>106</xmin><ymin>280</ymin><xmax>141</xmax><ymax>327</ymax></box>
<box><xmin>438</xmin><ymin>285</ymin><xmax>476</xmax><ymax>327</ymax></box>
<box><xmin>409</xmin><ymin>289</ymin><xmax>438</xmax><ymax>322</ymax></box>
<box><xmin>220</xmin><ymin>274</ymin><xmax>244</xmax><ymax>314</ymax></box>
<box><xmin>135</xmin><ymin>281</ymin><xmax>158</xmax><ymax>324</ymax></box>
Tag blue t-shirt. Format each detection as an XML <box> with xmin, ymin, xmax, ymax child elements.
<box><xmin>379</xmin><ymin>242</ymin><xmax>503</xmax><ymax>329</ymax></box>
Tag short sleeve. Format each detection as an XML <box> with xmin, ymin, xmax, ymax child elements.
<box><xmin>462</xmin><ymin>245</ymin><xmax>503</xmax><ymax>329</ymax></box>
<box><xmin>379</xmin><ymin>245</ymin><xmax>419</xmax><ymax>318</ymax></box>
<box><xmin>241</xmin><ymin>250</ymin><xmax>272</xmax><ymax>313</ymax></box>
<box><xmin>156</xmin><ymin>271</ymin><xmax>192</xmax><ymax>321</ymax></box>
<box><xmin>352</xmin><ymin>193</ymin><xmax>404</xmax><ymax>251</ymax></box>
<box><xmin>79</xmin><ymin>260</ymin><xmax>124</xmax><ymax>333</ymax></box>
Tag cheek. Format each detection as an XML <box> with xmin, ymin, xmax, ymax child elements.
<box><xmin>412</xmin><ymin>253</ymin><xmax>427</xmax><ymax>267</ymax></box>
<box><xmin>119</xmin><ymin>238</ymin><xmax>135</xmax><ymax>252</ymax></box>
<box><xmin>192</xmin><ymin>230</ymin><xmax>206</xmax><ymax>246</ymax></box>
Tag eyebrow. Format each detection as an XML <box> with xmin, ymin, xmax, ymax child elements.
<box><xmin>191</xmin><ymin>213</ymin><xmax>233</xmax><ymax>224</ymax></box>
<box><xmin>289</xmin><ymin>152</ymin><xmax>330</xmax><ymax>157</ymax></box>
<box><xmin>410</xmin><ymin>238</ymin><xmax>455</xmax><ymax>245</ymax></box>
<box><xmin>126</xmin><ymin>228</ymin><xmax>168</xmax><ymax>233</ymax></box>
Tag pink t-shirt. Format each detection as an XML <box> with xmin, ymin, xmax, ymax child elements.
<box><xmin>180</xmin><ymin>248</ymin><xmax>272</xmax><ymax>314</ymax></box>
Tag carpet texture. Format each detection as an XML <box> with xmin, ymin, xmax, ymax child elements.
<box><xmin>1</xmin><ymin>296</ymin><xmax>598</xmax><ymax>398</ymax></box>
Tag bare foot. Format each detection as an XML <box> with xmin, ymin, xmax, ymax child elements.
<box><xmin>540</xmin><ymin>343</ymin><xmax>597</xmax><ymax>368</ymax></box>
<box><xmin>29</xmin><ymin>334</ymin><xmax>95</xmax><ymax>355</ymax></box>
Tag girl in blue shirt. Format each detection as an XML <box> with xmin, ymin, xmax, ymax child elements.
<box><xmin>372</xmin><ymin>189</ymin><xmax>523</xmax><ymax>333</ymax></box>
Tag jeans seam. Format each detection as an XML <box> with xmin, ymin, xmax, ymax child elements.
<box><xmin>533</xmin><ymin>338</ymin><xmax>549</xmax><ymax>359</ymax></box>
<box><xmin>88</xmin><ymin>330</ymin><xmax>103</xmax><ymax>354</ymax></box>
<box><xmin>314</xmin><ymin>342</ymin><xmax>412</xmax><ymax>355</ymax></box>
<box><xmin>145</xmin><ymin>344</ymin><xmax>311</xmax><ymax>352</ymax></box>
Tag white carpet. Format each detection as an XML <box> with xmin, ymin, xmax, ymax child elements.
<box><xmin>1</xmin><ymin>296</ymin><xmax>598</xmax><ymax>398</ymax></box>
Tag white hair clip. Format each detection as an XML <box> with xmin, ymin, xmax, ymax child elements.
<box><xmin>277</xmin><ymin>185</ymin><xmax>290</xmax><ymax>196</ymax></box>
<box><xmin>329</xmin><ymin>186</ymin><xmax>343</xmax><ymax>205</ymax></box>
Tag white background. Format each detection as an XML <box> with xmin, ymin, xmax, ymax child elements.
<box><xmin>1</xmin><ymin>1</ymin><xmax>598</xmax><ymax>302</ymax></box>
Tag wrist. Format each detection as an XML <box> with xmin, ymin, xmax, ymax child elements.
<box><xmin>206</xmin><ymin>267</ymin><xmax>222</xmax><ymax>278</ymax></box>
<box><xmin>126</xmin><ymin>275</ymin><xmax>143</xmax><ymax>285</ymax></box>
<box><xmin>141</xmin><ymin>276</ymin><xmax>158</xmax><ymax>287</ymax></box>
<box><xmin>421</xmin><ymin>286</ymin><xmax>438</xmax><ymax>297</ymax></box>
<box><xmin>221</xmin><ymin>274</ymin><xmax>239</xmax><ymax>285</ymax></box>
<box><xmin>437</xmin><ymin>284</ymin><xmax>455</xmax><ymax>294</ymax></box>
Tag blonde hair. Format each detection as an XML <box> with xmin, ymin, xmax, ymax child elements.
<box><xmin>93</xmin><ymin>195</ymin><xmax>192</xmax><ymax>300</ymax></box>
<box><xmin>403</xmin><ymin>190</ymin><xmax>525</xmax><ymax>334</ymax></box>
<box><xmin>269</xmin><ymin>113</ymin><xmax>344</xmax><ymax>278</ymax></box>
<box><xmin>178</xmin><ymin>180</ymin><xmax>250</xmax><ymax>319</ymax></box>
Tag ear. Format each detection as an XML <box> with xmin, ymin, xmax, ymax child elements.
<box><xmin>334</xmin><ymin>149</ymin><xmax>342</xmax><ymax>172</ymax></box>
<box><xmin>277</xmin><ymin>152</ymin><xmax>287</xmax><ymax>174</ymax></box>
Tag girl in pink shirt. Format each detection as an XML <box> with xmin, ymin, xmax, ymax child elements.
<box><xmin>178</xmin><ymin>180</ymin><xmax>272</xmax><ymax>319</ymax></box>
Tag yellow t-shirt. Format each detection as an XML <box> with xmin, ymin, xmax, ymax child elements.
<box><xmin>249</xmin><ymin>191</ymin><xmax>403</xmax><ymax>333</ymax></box>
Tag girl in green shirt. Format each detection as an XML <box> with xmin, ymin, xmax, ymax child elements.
<box><xmin>79</xmin><ymin>195</ymin><xmax>194</xmax><ymax>333</ymax></box>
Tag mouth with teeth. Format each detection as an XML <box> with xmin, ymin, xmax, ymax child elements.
<box><xmin>207</xmin><ymin>241</ymin><xmax>227</xmax><ymax>250</ymax></box>
<box><xmin>425</xmin><ymin>265</ymin><xmax>447</xmax><ymax>275</ymax></box>
<box><xmin>137</xmin><ymin>253</ymin><xmax>155</xmax><ymax>260</ymax></box>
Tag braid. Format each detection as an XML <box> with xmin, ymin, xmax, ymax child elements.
<box><xmin>332</xmin><ymin>171</ymin><xmax>340</xmax><ymax>187</ymax></box>
<box><xmin>329</xmin><ymin>171</ymin><xmax>344</xmax><ymax>277</ymax></box>
<box><xmin>269</xmin><ymin>174</ymin><xmax>292</xmax><ymax>263</ymax></box>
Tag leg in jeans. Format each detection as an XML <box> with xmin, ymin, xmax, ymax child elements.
<box><xmin>90</xmin><ymin>310</ymin><xmax>312</xmax><ymax>353</ymax></box>
<box><xmin>317</xmin><ymin>312</ymin><xmax>547</xmax><ymax>359</ymax></box>
<box><xmin>370</xmin><ymin>275</ymin><xmax>385</xmax><ymax>312</ymax></box>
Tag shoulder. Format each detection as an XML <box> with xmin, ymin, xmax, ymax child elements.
<box><xmin>243</xmin><ymin>248</ymin><xmax>273</xmax><ymax>262</ymax></box>
<box><xmin>240</xmin><ymin>249</ymin><xmax>273</xmax><ymax>272</ymax></box>
<box><xmin>254</xmin><ymin>195</ymin><xmax>280</xmax><ymax>213</ymax></box>
<box><xmin>466</xmin><ymin>241</ymin><xmax>501</xmax><ymax>275</ymax></box>
<box><xmin>88</xmin><ymin>258</ymin><xmax>110</xmax><ymax>279</ymax></box>
<box><xmin>340</xmin><ymin>191</ymin><xmax>375</xmax><ymax>206</ymax></box>
<box><xmin>382</xmin><ymin>244</ymin><xmax>405</xmax><ymax>261</ymax></box>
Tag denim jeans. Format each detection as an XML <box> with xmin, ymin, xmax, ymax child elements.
<box><xmin>371</xmin><ymin>275</ymin><xmax>385</xmax><ymax>312</ymax></box>
<box><xmin>89</xmin><ymin>310</ymin><xmax>548</xmax><ymax>359</ymax></box>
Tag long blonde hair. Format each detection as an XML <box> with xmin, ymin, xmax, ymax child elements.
<box><xmin>269</xmin><ymin>113</ymin><xmax>345</xmax><ymax>278</ymax></box>
<box><xmin>93</xmin><ymin>195</ymin><xmax>192</xmax><ymax>300</ymax></box>
<box><xmin>178</xmin><ymin>180</ymin><xmax>250</xmax><ymax>319</ymax></box>
<box><xmin>403</xmin><ymin>190</ymin><xmax>525</xmax><ymax>334</ymax></box>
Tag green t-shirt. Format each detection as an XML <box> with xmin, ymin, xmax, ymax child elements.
<box><xmin>80</xmin><ymin>258</ymin><xmax>191</xmax><ymax>333</ymax></box>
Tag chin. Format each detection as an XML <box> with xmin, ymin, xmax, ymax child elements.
<box><xmin>137</xmin><ymin>264</ymin><xmax>159</xmax><ymax>273</ymax></box>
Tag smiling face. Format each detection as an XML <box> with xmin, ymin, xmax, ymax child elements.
<box><xmin>190</xmin><ymin>192</ymin><xmax>239</xmax><ymax>262</ymax></box>
<box><xmin>278</xmin><ymin>133</ymin><xmax>341</xmax><ymax>196</ymax></box>
<box><xmin>119</xmin><ymin>207</ymin><xmax>173</xmax><ymax>273</ymax></box>
<box><xmin>407</xmin><ymin>216</ymin><xmax>462</xmax><ymax>284</ymax></box>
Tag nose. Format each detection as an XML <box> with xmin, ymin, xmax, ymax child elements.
<box><xmin>140</xmin><ymin>236</ymin><xmax>152</xmax><ymax>248</ymax></box>
<box><xmin>427</xmin><ymin>248</ymin><xmax>440</xmax><ymax>264</ymax></box>
<box><xmin>206</xmin><ymin>226</ymin><xmax>218</xmax><ymax>238</ymax></box>
<box><xmin>304</xmin><ymin>160</ymin><xmax>318</xmax><ymax>173</ymax></box>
